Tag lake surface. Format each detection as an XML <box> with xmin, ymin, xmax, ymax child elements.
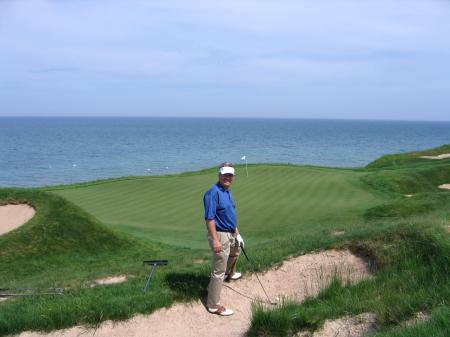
<box><xmin>1</xmin><ymin>117</ymin><xmax>449</xmax><ymax>187</ymax></box>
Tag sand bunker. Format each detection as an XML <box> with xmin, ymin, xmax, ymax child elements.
<box><xmin>20</xmin><ymin>250</ymin><xmax>372</xmax><ymax>337</ymax></box>
<box><xmin>295</xmin><ymin>313</ymin><xmax>377</xmax><ymax>337</ymax></box>
<box><xmin>438</xmin><ymin>184</ymin><xmax>450</xmax><ymax>190</ymax></box>
<box><xmin>0</xmin><ymin>204</ymin><xmax>35</xmax><ymax>236</ymax></box>
<box><xmin>420</xmin><ymin>153</ymin><xmax>450</xmax><ymax>160</ymax></box>
<box><xmin>94</xmin><ymin>275</ymin><xmax>127</xmax><ymax>286</ymax></box>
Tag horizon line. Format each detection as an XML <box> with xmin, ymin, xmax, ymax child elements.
<box><xmin>1</xmin><ymin>115</ymin><xmax>450</xmax><ymax>123</ymax></box>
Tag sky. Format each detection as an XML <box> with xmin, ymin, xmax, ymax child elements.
<box><xmin>0</xmin><ymin>0</ymin><xmax>450</xmax><ymax>120</ymax></box>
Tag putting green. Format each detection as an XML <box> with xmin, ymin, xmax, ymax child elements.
<box><xmin>51</xmin><ymin>165</ymin><xmax>383</xmax><ymax>249</ymax></box>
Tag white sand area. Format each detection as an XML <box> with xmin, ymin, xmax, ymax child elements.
<box><xmin>438</xmin><ymin>184</ymin><xmax>450</xmax><ymax>190</ymax></box>
<box><xmin>94</xmin><ymin>275</ymin><xmax>128</xmax><ymax>286</ymax></box>
<box><xmin>20</xmin><ymin>249</ymin><xmax>372</xmax><ymax>337</ymax></box>
<box><xmin>0</xmin><ymin>204</ymin><xmax>35</xmax><ymax>236</ymax></box>
<box><xmin>420</xmin><ymin>153</ymin><xmax>450</xmax><ymax>160</ymax></box>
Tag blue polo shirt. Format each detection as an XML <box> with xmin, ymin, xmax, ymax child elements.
<box><xmin>203</xmin><ymin>182</ymin><xmax>237</xmax><ymax>232</ymax></box>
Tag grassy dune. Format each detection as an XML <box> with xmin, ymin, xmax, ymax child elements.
<box><xmin>0</xmin><ymin>146</ymin><xmax>449</xmax><ymax>336</ymax></box>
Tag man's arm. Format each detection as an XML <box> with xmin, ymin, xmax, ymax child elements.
<box><xmin>206</xmin><ymin>219</ymin><xmax>222</xmax><ymax>253</ymax></box>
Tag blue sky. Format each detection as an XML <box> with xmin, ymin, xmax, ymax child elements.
<box><xmin>1</xmin><ymin>0</ymin><xmax>450</xmax><ymax>120</ymax></box>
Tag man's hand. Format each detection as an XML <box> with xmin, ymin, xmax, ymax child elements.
<box><xmin>212</xmin><ymin>239</ymin><xmax>223</xmax><ymax>253</ymax></box>
<box><xmin>236</xmin><ymin>234</ymin><xmax>245</xmax><ymax>248</ymax></box>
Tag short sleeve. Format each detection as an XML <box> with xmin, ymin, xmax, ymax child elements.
<box><xmin>203</xmin><ymin>189</ymin><xmax>217</xmax><ymax>220</ymax></box>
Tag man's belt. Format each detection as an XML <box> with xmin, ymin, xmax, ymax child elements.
<box><xmin>216</xmin><ymin>229</ymin><xmax>236</xmax><ymax>233</ymax></box>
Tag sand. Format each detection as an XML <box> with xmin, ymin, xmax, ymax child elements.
<box><xmin>293</xmin><ymin>313</ymin><xmax>377</xmax><ymax>337</ymax></box>
<box><xmin>438</xmin><ymin>184</ymin><xmax>450</xmax><ymax>190</ymax></box>
<box><xmin>420</xmin><ymin>153</ymin><xmax>450</xmax><ymax>160</ymax></box>
<box><xmin>94</xmin><ymin>275</ymin><xmax>128</xmax><ymax>285</ymax></box>
<box><xmin>314</xmin><ymin>313</ymin><xmax>377</xmax><ymax>337</ymax></box>
<box><xmin>0</xmin><ymin>204</ymin><xmax>35</xmax><ymax>236</ymax></box>
<box><xmin>19</xmin><ymin>249</ymin><xmax>372</xmax><ymax>337</ymax></box>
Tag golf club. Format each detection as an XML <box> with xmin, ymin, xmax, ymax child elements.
<box><xmin>240</xmin><ymin>245</ymin><xmax>278</xmax><ymax>305</ymax></box>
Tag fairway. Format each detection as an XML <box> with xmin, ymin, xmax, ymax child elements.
<box><xmin>50</xmin><ymin>165</ymin><xmax>383</xmax><ymax>249</ymax></box>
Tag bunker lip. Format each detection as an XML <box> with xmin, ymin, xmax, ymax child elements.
<box><xmin>0</xmin><ymin>204</ymin><xmax>36</xmax><ymax>236</ymax></box>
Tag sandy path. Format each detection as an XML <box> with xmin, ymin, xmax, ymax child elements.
<box><xmin>0</xmin><ymin>204</ymin><xmax>35</xmax><ymax>236</ymax></box>
<box><xmin>19</xmin><ymin>250</ymin><xmax>371</xmax><ymax>337</ymax></box>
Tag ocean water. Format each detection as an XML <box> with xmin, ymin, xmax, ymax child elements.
<box><xmin>1</xmin><ymin>117</ymin><xmax>449</xmax><ymax>187</ymax></box>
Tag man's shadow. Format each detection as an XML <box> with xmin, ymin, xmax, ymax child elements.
<box><xmin>164</xmin><ymin>272</ymin><xmax>209</xmax><ymax>307</ymax></box>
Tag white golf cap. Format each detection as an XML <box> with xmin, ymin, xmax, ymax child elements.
<box><xmin>219</xmin><ymin>166</ymin><xmax>235</xmax><ymax>175</ymax></box>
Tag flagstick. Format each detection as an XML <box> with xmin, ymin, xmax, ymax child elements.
<box><xmin>241</xmin><ymin>155</ymin><xmax>249</xmax><ymax>177</ymax></box>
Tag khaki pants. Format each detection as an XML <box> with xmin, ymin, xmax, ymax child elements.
<box><xmin>206</xmin><ymin>231</ymin><xmax>241</xmax><ymax>309</ymax></box>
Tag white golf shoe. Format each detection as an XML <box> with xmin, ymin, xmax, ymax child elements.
<box><xmin>225</xmin><ymin>272</ymin><xmax>242</xmax><ymax>281</ymax></box>
<box><xmin>207</xmin><ymin>306</ymin><xmax>234</xmax><ymax>316</ymax></box>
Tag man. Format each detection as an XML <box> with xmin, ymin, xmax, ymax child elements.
<box><xmin>203</xmin><ymin>162</ymin><xmax>245</xmax><ymax>316</ymax></box>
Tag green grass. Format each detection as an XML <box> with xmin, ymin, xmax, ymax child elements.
<box><xmin>247</xmin><ymin>146</ymin><xmax>450</xmax><ymax>336</ymax></box>
<box><xmin>0</xmin><ymin>145</ymin><xmax>449</xmax><ymax>336</ymax></box>
<box><xmin>372</xmin><ymin>307</ymin><xmax>449</xmax><ymax>337</ymax></box>
<box><xmin>48</xmin><ymin>165</ymin><xmax>383</xmax><ymax>249</ymax></box>
<box><xmin>249</xmin><ymin>224</ymin><xmax>450</xmax><ymax>336</ymax></box>
<box><xmin>0</xmin><ymin>190</ymin><xmax>208</xmax><ymax>335</ymax></box>
<box><xmin>366</xmin><ymin>144</ymin><xmax>450</xmax><ymax>169</ymax></box>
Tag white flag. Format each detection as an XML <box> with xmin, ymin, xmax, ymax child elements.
<box><xmin>241</xmin><ymin>156</ymin><xmax>246</xmax><ymax>160</ymax></box>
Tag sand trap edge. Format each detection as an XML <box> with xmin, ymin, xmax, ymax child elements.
<box><xmin>0</xmin><ymin>203</ymin><xmax>36</xmax><ymax>236</ymax></box>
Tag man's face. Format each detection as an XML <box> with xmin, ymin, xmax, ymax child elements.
<box><xmin>219</xmin><ymin>173</ymin><xmax>234</xmax><ymax>189</ymax></box>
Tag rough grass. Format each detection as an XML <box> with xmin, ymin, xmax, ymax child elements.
<box><xmin>366</xmin><ymin>144</ymin><xmax>450</xmax><ymax>169</ymax></box>
<box><xmin>249</xmin><ymin>224</ymin><xmax>450</xmax><ymax>336</ymax></box>
<box><xmin>372</xmin><ymin>307</ymin><xmax>449</xmax><ymax>337</ymax></box>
